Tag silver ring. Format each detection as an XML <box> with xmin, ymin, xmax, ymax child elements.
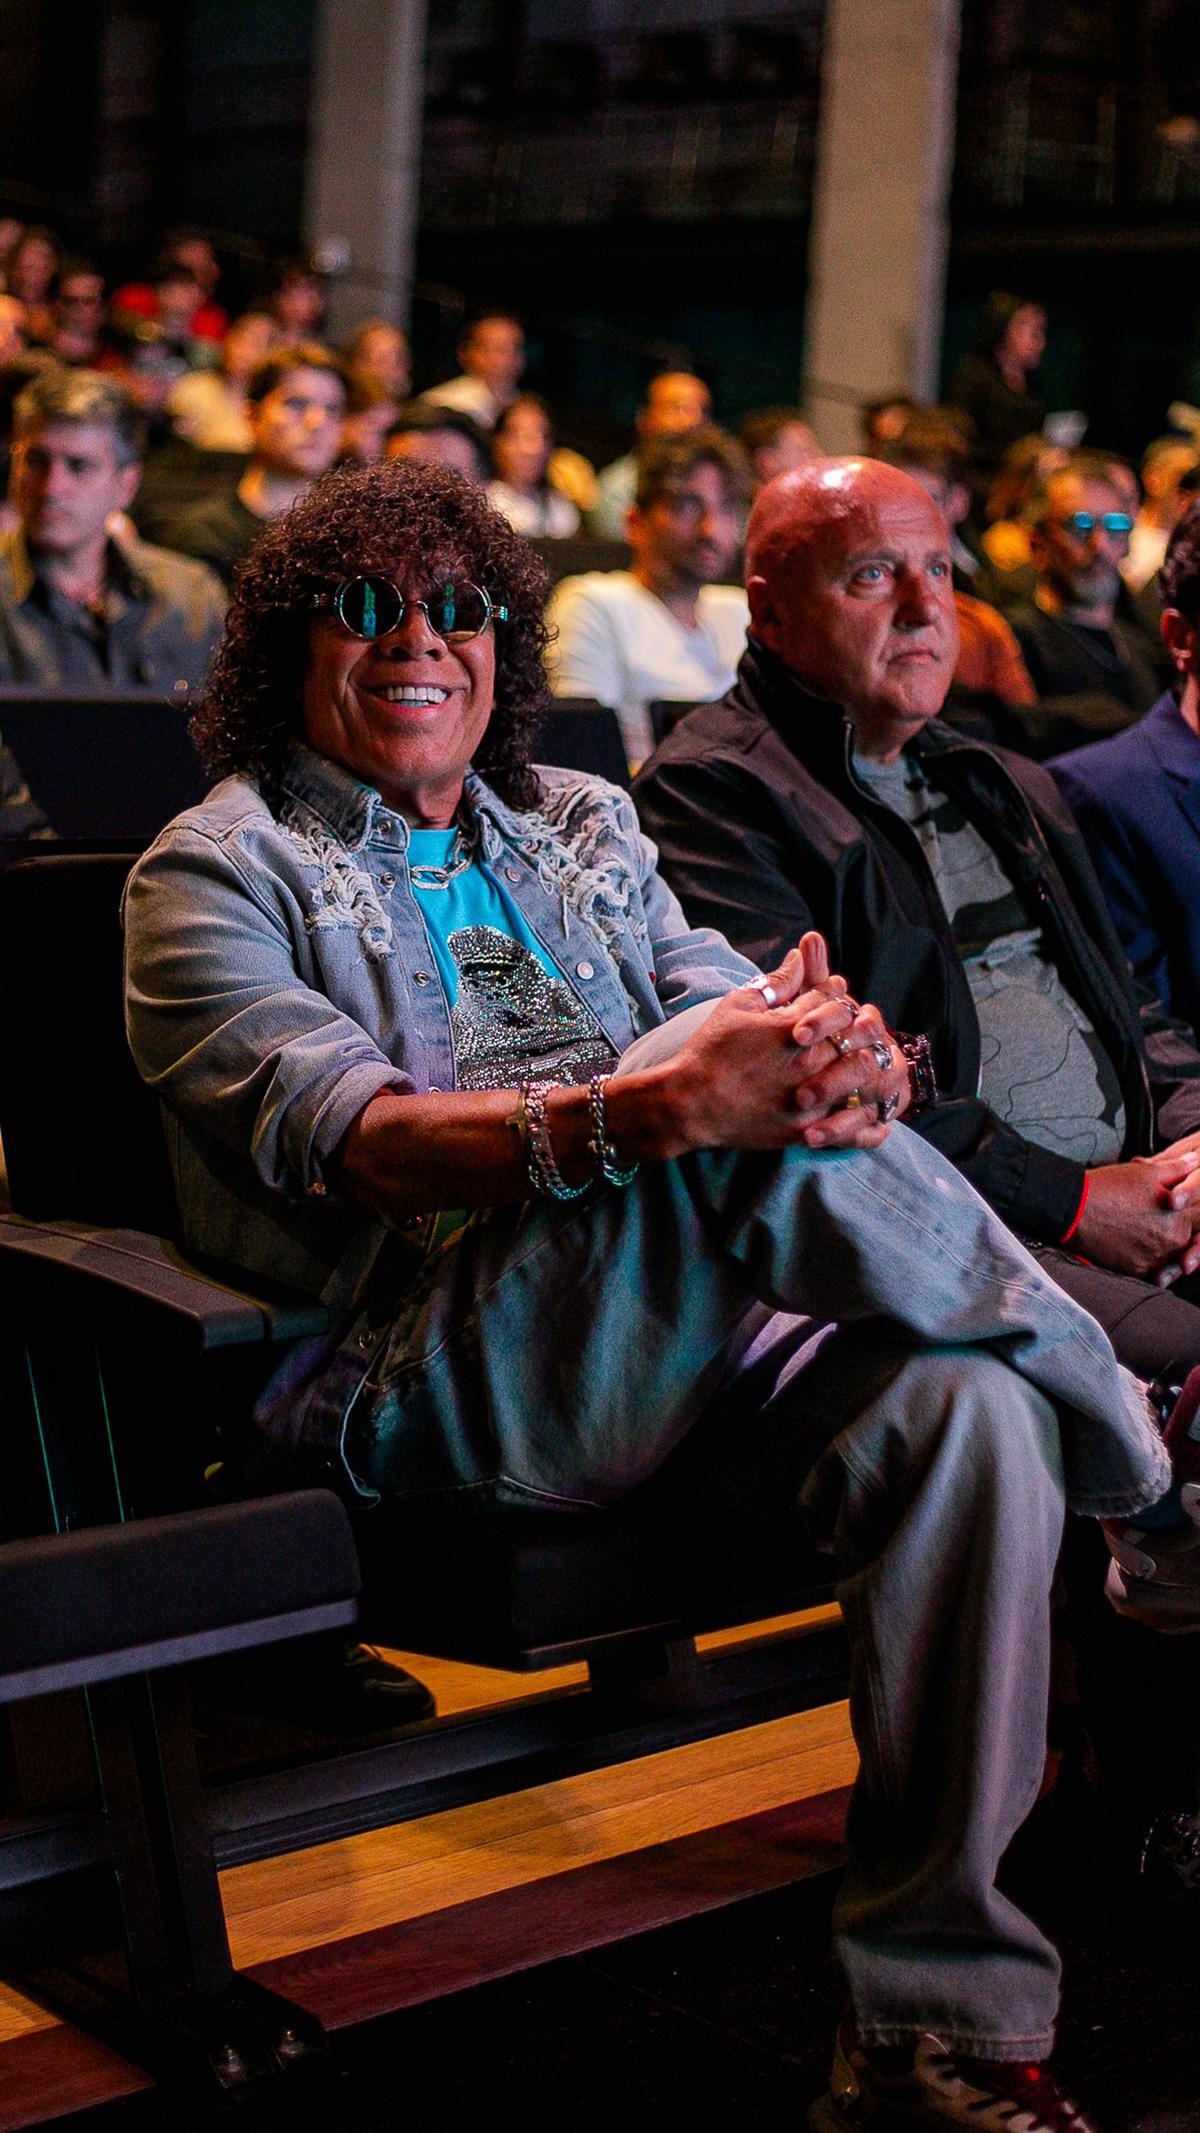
<box><xmin>831</xmin><ymin>1033</ymin><xmax>855</xmax><ymax>1058</ymax></box>
<box><xmin>876</xmin><ymin>1090</ymin><xmax>900</xmax><ymax>1124</ymax></box>
<box><xmin>869</xmin><ymin>1040</ymin><xmax>893</xmax><ymax>1073</ymax></box>
<box><xmin>842</xmin><ymin>996</ymin><xmax>861</xmax><ymax>1017</ymax></box>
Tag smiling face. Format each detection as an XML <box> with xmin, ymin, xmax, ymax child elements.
<box><xmin>747</xmin><ymin>461</ymin><xmax>959</xmax><ymax>761</ymax></box>
<box><xmin>301</xmin><ymin>564</ymin><xmax>497</xmax><ymax>825</ymax></box>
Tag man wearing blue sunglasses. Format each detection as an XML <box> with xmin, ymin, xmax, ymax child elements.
<box><xmin>1006</xmin><ymin>452</ymin><xmax>1161</xmax><ymax>747</ymax></box>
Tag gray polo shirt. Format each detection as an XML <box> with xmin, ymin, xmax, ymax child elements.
<box><xmin>0</xmin><ymin>527</ymin><xmax>226</xmax><ymax>694</ymax></box>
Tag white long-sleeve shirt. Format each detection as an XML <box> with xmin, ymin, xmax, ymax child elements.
<box><xmin>546</xmin><ymin>571</ymin><xmax>749</xmax><ymax>768</ymax></box>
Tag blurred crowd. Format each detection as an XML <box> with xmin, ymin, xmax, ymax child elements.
<box><xmin>1</xmin><ymin>217</ymin><xmax>1198</xmax><ymax>785</ymax></box>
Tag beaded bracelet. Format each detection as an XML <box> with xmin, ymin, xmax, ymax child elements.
<box><xmin>519</xmin><ymin>1078</ymin><xmax>592</xmax><ymax>1201</ymax></box>
<box><xmin>587</xmin><ymin>1074</ymin><xmax>639</xmax><ymax>1187</ymax></box>
<box><xmin>895</xmin><ymin>1031</ymin><xmax>938</xmax><ymax>1116</ymax></box>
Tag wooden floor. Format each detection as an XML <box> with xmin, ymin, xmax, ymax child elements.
<box><xmin>0</xmin><ymin>1611</ymin><xmax>854</xmax><ymax>2128</ymax></box>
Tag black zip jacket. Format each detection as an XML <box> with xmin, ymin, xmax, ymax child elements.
<box><xmin>634</xmin><ymin>641</ymin><xmax>1200</xmax><ymax>1244</ymax></box>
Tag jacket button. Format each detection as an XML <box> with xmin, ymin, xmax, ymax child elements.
<box><xmin>413</xmin><ymin>970</ymin><xmax>430</xmax><ymax>985</ymax></box>
<box><xmin>379</xmin><ymin>872</ymin><xmax>396</xmax><ymax>889</ymax></box>
<box><xmin>575</xmin><ymin>960</ymin><xmax>594</xmax><ymax>979</ymax></box>
<box><xmin>504</xmin><ymin>865</ymin><xmax>520</xmax><ymax>883</ymax></box>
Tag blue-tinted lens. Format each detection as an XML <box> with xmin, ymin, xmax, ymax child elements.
<box><xmin>1064</xmin><ymin>512</ymin><xmax>1133</xmax><ymax>538</ymax></box>
<box><xmin>338</xmin><ymin>576</ymin><xmax>403</xmax><ymax>638</ymax></box>
<box><xmin>427</xmin><ymin>582</ymin><xmax>488</xmax><ymax>639</ymax></box>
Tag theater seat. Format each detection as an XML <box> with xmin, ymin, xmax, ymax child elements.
<box><xmin>0</xmin><ymin>1494</ymin><xmax>358</xmax><ymax>2088</ymax></box>
<box><xmin>0</xmin><ymin>846</ymin><xmax>846</xmax><ymax>1914</ymax></box>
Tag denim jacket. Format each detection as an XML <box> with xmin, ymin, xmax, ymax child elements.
<box><xmin>123</xmin><ymin>742</ymin><xmax>759</xmax><ymax>1324</ymax></box>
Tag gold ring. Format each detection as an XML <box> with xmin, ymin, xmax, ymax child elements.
<box><xmin>831</xmin><ymin>1033</ymin><xmax>854</xmax><ymax>1058</ymax></box>
<box><xmin>845</xmin><ymin>1089</ymin><xmax>862</xmax><ymax>1108</ymax></box>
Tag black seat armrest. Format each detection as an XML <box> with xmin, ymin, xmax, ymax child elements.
<box><xmin>0</xmin><ymin>1216</ymin><xmax>327</xmax><ymax>1348</ymax></box>
<box><xmin>0</xmin><ymin>1491</ymin><xmax>360</xmax><ymax>1702</ymax></box>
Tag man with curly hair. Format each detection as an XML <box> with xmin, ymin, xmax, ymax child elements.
<box><xmin>123</xmin><ymin>460</ymin><xmax>1171</xmax><ymax>2132</ymax></box>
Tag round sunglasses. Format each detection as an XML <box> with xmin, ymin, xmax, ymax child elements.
<box><xmin>309</xmin><ymin>576</ymin><xmax>509</xmax><ymax>643</ymax></box>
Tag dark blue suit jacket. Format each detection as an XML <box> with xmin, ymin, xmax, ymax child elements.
<box><xmin>1049</xmin><ymin>691</ymin><xmax>1200</xmax><ymax>1041</ymax></box>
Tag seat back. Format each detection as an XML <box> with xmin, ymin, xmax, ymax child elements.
<box><xmin>0</xmin><ymin>691</ymin><xmax>208</xmax><ymax>843</ymax></box>
<box><xmin>534</xmin><ymin>698</ymin><xmax>631</xmax><ymax>786</ymax></box>
<box><xmin>0</xmin><ymin>851</ymin><xmax>177</xmax><ymax>1232</ymax></box>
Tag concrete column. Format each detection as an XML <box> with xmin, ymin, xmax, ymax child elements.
<box><xmin>803</xmin><ymin>0</ymin><xmax>961</xmax><ymax>452</ymax></box>
<box><xmin>304</xmin><ymin>0</ymin><xmax>427</xmax><ymax>340</ymax></box>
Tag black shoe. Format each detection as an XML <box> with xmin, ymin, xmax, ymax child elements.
<box><xmin>320</xmin><ymin>1641</ymin><xmax>436</xmax><ymax>1730</ymax></box>
<box><xmin>199</xmin><ymin>1634</ymin><xmax>435</xmax><ymax>1739</ymax></box>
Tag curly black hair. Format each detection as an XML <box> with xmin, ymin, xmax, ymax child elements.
<box><xmin>190</xmin><ymin>459</ymin><xmax>552</xmax><ymax>810</ymax></box>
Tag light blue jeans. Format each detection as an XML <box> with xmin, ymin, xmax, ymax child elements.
<box><xmin>305</xmin><ymin>1126</ymin><xmax>1170</xmax><ymax>2055</ymax></box>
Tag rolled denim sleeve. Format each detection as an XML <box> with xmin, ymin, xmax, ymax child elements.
<box><xmin>123</xmin><ymin>823</ymin><xmax>409</xmax><ymax>1200</ymax></box>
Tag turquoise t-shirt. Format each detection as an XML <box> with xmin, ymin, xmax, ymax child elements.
<box><xmin>408</xmin><ymin>830</ymin><xmax>617</xmax><ymax>1091</ymax></box>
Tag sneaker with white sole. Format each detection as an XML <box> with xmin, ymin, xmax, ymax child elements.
<box><xmin>808</xmin><ymin>2023</ymin><xmax>1098</xmax><ymax>2131</ymax></box>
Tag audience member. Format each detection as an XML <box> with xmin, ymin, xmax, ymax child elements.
<box><xmin>981</xmin><ymin>433</ymin><xmax>1069</xmax><ymax>576</ymax></box>
<box><xmin>858</xmin><ymin>391</ymin><xmax>918</xmax><ymax>454</ymax></box>
<box><xmin>344</xmin><ymin>318</ymin><xmax>410</xmax><ymax>403</ymax></box>
<box><xmin>948</xmin><ymin>291</ymin><xmax>1048</xmax><ymax>476</ymax></box>
<box><xmin>737</xmin><ymin>406</ymin><xmax>820</xmax><ymax>491</ymax></box>
<box><xmin>339</xmin><ymin>378</ymin><xmax>401</xmax><ymax>466</ymax></box>
<box><xmin>548</xmin><ymin>426</ymin><xmax>749</xmax><ymax>767</ymax></box>
<box><xmin>45</xmin><ymin>259</ymin><xmax>108</xmax><ymax>368</ymax></box>
<box><xmin>637</xmin><ymin>458</ymin><xmax>1200</xmax><ymax>1401</ymax></box>
<box><xmin>113</xmin><ymin>232</ymin><xmax>228</xmax><ymax>345</ymax></box>
<box><xmin>1050</xmin><ymin>500</ymin><xmax>1200</xmax><ymax>1041</ymax></box>
<box><xmin>0</xmin><ymin>218</ymin><xmax>24</xmax><ymax>281</ymax></box>
<box><xmin>0</xmin><ymin>295</ymin><xmax>26</xmax><ymax>364</ymax></box>
<box><xmin>0</xmin><ymin>367</ymin><xmax>224</xmax><ymax>689</ymax></box>
<box><xmin>882</xmin><ymin>412</ymin><xmax>1037</xmax><ymax>720</ymax></box>
<box><xmin>5</xmin><ymin>225</ymin><xmax>58</xmax><ymax>344</ymax></box>
<box><xmin>385</xmin><ymin>401</ymin><xmax>490</xmax><ymax>483</ymax></box>
<box><xmin>487</xmin><ymin>393</ymin><xmax>580</xmax><ymax>536</ymax></box>
<box><xmin>1006</xmin><ymin>451</ymin><xmax>1161</xmax><ymax>741</ymax></box>
<box><xmin>266</xmin><ymin>258</ymin><xmax>327</xmax><ymax>341</ymax></box>
<box><xmin>166</xmin><ymin>311</ymin><xmax>276</xmax><ymax>453</ymax></box>
<box><xmin>1124</xmin><ymin>434</ymin><xmax>1200</xmax><ymax>592</ymax></box>
<box><xmin>164</xmin><ymin>343</ymin><xmax>346</xmax><ymax>587</ymax></box>
<box><xmin>113</xmin><ymin>257</ymin><xmax>210</xmax><ymax>422</ymax></box>
<box><xmin>122</xmin><ymin>456</ymin><xmax>1176</xmax><ymax>2133</ymax></box>
<box><xmin>589</xmin><ymin>370</ymin><xmax>712</xmax><ymax>538</ymax></box>
<box><xmin>422</xmin><ymin>308</ymin><xmax>526</xmax><ymax>430</ymax></box>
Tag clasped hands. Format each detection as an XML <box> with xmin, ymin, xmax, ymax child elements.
<box><xmin>1076</xmin><ymin>1129</ymin><xmax>1200</xmax><ymax>1287</ymax></box>
<box><xmin>671</xmin><ymin>931</ymin><xmax>911</xmax><ymax>1154</ymax></box>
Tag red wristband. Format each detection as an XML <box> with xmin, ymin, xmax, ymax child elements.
<box><xmin>1060</xmin><ymin>1173</ymin><xmax>1090</xmax><ymax>1246</ymax></box>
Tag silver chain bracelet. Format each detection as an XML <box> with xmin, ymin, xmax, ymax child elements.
<box><xmin>518</xmin><ymin>1078</ymin><xmax>591</xmax><ymax>1201</ymax></box>
<box><xmin>587</xmin><ymin>1074</ymin><xmax>639</xmax><ymax>1188</ymax></box>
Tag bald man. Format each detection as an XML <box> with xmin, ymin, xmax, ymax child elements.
<box><xmin>637</xmin><ymin>456</ymin><xmax>1200</xmax><ymax>1390</ymax></box>
<box><xmin>589</xmin><ymin>369</ymin><xmax>713</xmax><ymax>538</ymax></box>
<box><xmin>635</xmin><ymin>460</ymin><xmax>1200</xmax><ymax>2044</ymax></box>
